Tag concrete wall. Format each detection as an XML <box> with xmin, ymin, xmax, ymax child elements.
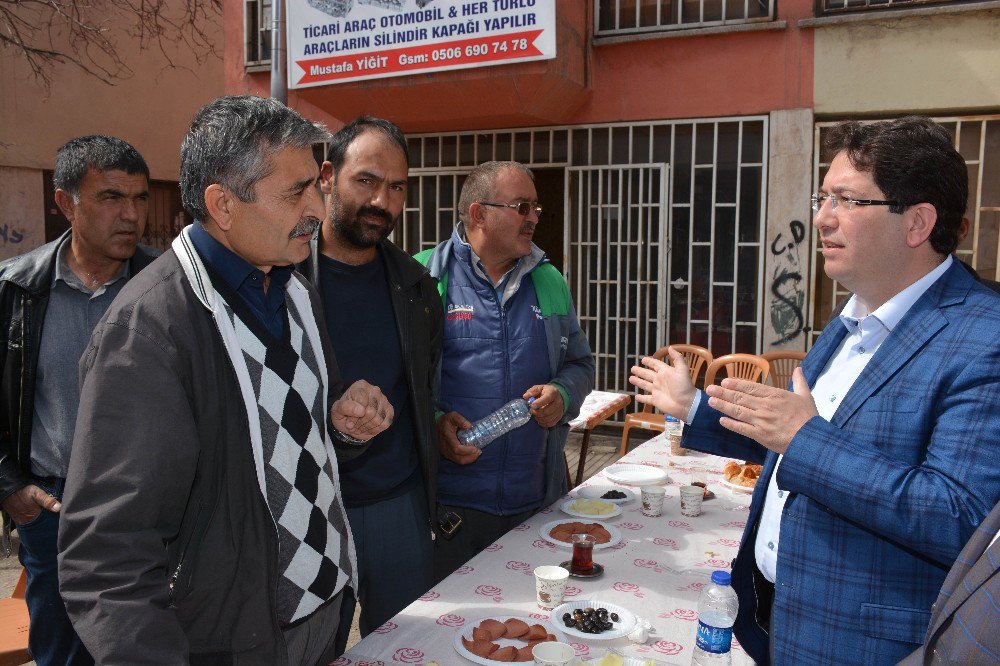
<box><xmin>762</xmin><ymin>109</ymin><xmax>813</xmax><ymax>351</ymax></box>
<box><xmin>0</xmin><ymin>3</ymin><xmax>224</xmax><ymax>254</ymax></box>
<box><xmin>0</xmin><ymin>167</ymin><xmax>45</xmax><ymax>261</ymax></box>
<box><xmin>814</xmin><ymin>8</ymin><xmax>1000</xmax><ymax>115</ymax></box>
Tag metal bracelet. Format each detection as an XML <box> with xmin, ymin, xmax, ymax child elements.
<box><xmin>331</xmin><ymin>427</ymin><xmax>367</xmax><ymax>445</ymax></box>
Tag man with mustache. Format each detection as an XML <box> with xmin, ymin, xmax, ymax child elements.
<box><xmin>630</xmin><ymin>117</ymin><xmax>1000</xmax><ymax>664</ymax></box>
<box><xmin>299</xmin><ymin>116</ymin><xmax>443</xmax><ymax>653</ymax></box>
<box><xmin>0</xmin><ymin>135</ymin><xmax>155</xmax><ymax>666</ymax></box>
<box><xmin>58</xmin><ymin>96</ymin><xmax>394</xmax><ymax>665</ymax></box>
<box><xmin>415</xmin><ymin>161</ymin><xmax>594</xmax><ymax>582</ymax></box>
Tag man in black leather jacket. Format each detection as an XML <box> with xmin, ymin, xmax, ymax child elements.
<box><xmin>0</xmin><ymin>135</ymin><xmax>156</xmax><ymax>666</ymax></box>
<box><xmin>299</xmin><ymin>116</ymin><xmax>444</xmax><ymax>654</ymax></box>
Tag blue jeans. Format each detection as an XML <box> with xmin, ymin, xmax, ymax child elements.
<box><xmin>333</xmin><ymin>479</ymin><xmax>433</xmax><ymax>655</ymax></box>
<box><xmin>15</xmin><ymin>478</ymin><xmax>93</xmax><ymax>666</ymax></box>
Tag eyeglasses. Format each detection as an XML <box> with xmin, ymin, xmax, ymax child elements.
<box><xmin>478</xmin><ymin>201</ymin><xmax>543</xmax><ymax>217</ymax></box>
<box><xmin>810</xmin><ymin>193</ymin><xmax>909</xmax><ymax>213</ymax></box>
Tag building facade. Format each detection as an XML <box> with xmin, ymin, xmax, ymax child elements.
<box><xmin>223</xmin><ymin>0</ymin><xmax>1000</xmax><ymax>390</ymax></box>
<box><xmin>0</xmin><ymin>4</ymin><xmax>224</xmax><ymax>257</ymax></box>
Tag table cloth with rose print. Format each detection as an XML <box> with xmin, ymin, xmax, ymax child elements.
<box><xmin>338</xmin><ymin>432</ymin><xmax>754</xmax><ymax>665</ymax></box>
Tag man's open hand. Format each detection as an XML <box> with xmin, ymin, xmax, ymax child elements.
<box><xmin>705</xmin><ymin>367</ymin><xmax>818</xmax><ymax>454</ymax></box>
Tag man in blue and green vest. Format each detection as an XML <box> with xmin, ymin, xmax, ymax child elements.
<box><xmin>415</xmin><ymin>161</ymin><xmax>594</xmax><ymax>582</ymax></box>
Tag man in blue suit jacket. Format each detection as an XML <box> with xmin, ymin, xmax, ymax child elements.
<box><xmin>631</xmin><ymin>117</ymin><xmax>1000</xmax><ymax>665</ymax></box>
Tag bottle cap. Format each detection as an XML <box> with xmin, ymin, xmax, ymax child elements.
<box><xmin>710</xmin><ymin>570</ymin><xmax>732</xmax><ymax>586</ymax></box>
<box><xmin>665</xmin><ymin>415</ymin><xmax>679</xmax><ymax>423</ymax></box>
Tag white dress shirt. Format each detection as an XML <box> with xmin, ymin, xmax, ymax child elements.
<box><xmin>686</xmin><ymin>255</ymin><xmax>954</xmax><ymax>582</ymax></box>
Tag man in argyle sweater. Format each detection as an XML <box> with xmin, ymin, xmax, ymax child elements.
<box><xmin>58</xmin><ymin>96</ymin><xmax>394</xmax><ymax>665</ymax></box>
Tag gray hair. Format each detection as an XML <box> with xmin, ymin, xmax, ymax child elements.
<box><xmin>458</xmin><ymin>161</ymin><xmax>534</xmax><ymax>223</ymax></box>
<box><xmin>180</xmin><ymin>95</ymin><xmax>331</xmax><ymax>221</ymax></box>
<box><xmin>54</xmin><ymin>135</ymin><xmax>149</xmax><ymax>199</ymax></box>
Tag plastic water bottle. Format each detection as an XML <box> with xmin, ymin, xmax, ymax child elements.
<box><xmin>691</xmin><ymin>570</ymin><xmax>739</xmax><ymax>665</ymax></box>
<box><xmin>457</xmin><ymin>397</ymin><xmax>535</xmax><ymax>449</ymax></box>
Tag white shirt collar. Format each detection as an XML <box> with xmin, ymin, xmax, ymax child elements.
<box><xmin>840</xmin><ymin>255</ymin><xmax>954</xmax><ymax>333</ymax></box>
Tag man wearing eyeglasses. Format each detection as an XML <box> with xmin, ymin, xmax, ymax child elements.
<box><xmin>630</xmin><ymin>117</ymin><xmax>1000</xmax><ymax>665</ymax></box>
<box><xmin>415</xmin><ymin>161</ymin><xmax>594</xmax><ymax>582</ymax></box>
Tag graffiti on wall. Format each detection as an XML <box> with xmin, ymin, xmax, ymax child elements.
<box><xmin>769</xmin><ymin>219</ymin><xmax>806</xmax><ymax>345</ymax></box>
<box><xmin>0</xmin><ymin>224</ymin><xmax>26</xmax><ymax>245</ymax></box>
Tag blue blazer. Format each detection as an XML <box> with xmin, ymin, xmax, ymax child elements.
<box><xmin>686</xmin><ymin>261</ymin><xmax>1000</xmax><ymax>665</ymax></box>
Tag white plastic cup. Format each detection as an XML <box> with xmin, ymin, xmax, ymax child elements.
<box><xmin>532</xmin><ymin>641</ymin><xmax>576</xmax><ymax>665</ymax></box>
<box><xmin>533</xmin><ymin>565</ymin><xmax>569</xmax><ymax>610</ymax></box>
<box><xmin>680</xmin><ymin>484</ymin><xmax>704</xmax><ymax>517</ymax></box>
<box><xmin>640</xmin><ymin>485</ymin><xmax>667</xmax><ymax>516</ymax></box>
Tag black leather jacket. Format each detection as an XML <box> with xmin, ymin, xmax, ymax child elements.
<box><xmin>301</xmin><ymin>237</ymin><xmax>444</xmax><ymax>534</ymax></box>
<box><xmin>0</xmin><ymin>230</ymin><xmax>158</xmax><ymax>503</ymax></box>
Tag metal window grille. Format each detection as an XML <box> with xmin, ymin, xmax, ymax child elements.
<box><xmin>245</xmin><ymin>0</ymin><xmax>272</xmax><ymax>66</ymax></box>
<box><xmin>595</xmin><ymin>0</ymin><xmax>775</xmax><ymax>36</ymax></box>
<box><xmin>401</xmin><ymin>118</ymin><xmax>768</xmax><ymax>394</ymax></box>
<box><xmin>809</xmin><ymin>114</ymin><xmax>1000</xmax><ymax>346</ymax></box>
<box><xmin>818</xmin><ymin>0</ymin><xmax>988</xmax><ymax>15</ymax></box>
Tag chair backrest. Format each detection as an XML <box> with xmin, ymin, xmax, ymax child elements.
<box><xmin>703</xmin><ymin>353</ymin><xmax>770</xmax><ymax>387</ymax></box>
<box><xmin>12</xmin><ymin>569</ymin><xmax>26</xmax><ymax>599</ymax></box>
<box><xmin>761</xmin><ymin>350</ymin><xmax>807</xmax><ymax>389</ymax></box>
<box><xmin>638</xmin><ymin>345</ymin><xmax>713</xmax><ymax>413</ymax></box>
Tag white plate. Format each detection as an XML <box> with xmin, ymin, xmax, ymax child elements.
<box><xmin>577</xmin><ymin>485</ymin><xmax>636</xmax><ymax>504</ymax></box>
<box><xmin>582</xmin><ymin>653</ymin><xmax>678</xmax><ymax>666</ymax></box>
<box><xmin>603</xmin><ymin>464</ymin><xmax>670</xmax><ymax>486</ymax></box>
<box><xmin>561</xmin><ymin>498</ymin><xmax>623</xmax><ymax>520</ymax></box>
<box><xmin>539</xmin><ymin>519</ymin><xmax>622</xmax><ymax>550</ymax></box>
<box><xmin>551</xmin><ymin>599</ymin><xmax>637</xmax><ymax>641</ymax></box>
<box><xmin>721</xmin><ymin>478</ymin><xmax>756</xmax><ymax>493</ymax></box>
<box><xmin>453</xmin><ymin>615</ymin><xmax>567</xmax><ymax>665</ymax></box>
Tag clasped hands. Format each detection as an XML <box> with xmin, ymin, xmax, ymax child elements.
<box><xmin>628</xmin><ymin>347</ymin><xmax>818</xmax><ymax>454</ymax></box>
<box><xmin>437</xmin><ymin>384</ymin><xmax>564</xmax><ymax>465</ymax></box>
<box><xmin>330</xmin><ymin>379</ymin><xmax>394</xmax><ymax>442</ymax></box>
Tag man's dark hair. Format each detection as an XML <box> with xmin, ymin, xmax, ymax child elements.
<box><xmin>180</xmin><ymin>95</ymin><xmax>331</xmax><ymax>221</ymax></box>
<box><xmin>325</xmin><ymin>116</ymin><xmax>408</xmax><ymax>174</ymax></box>
<box><xmin>824</xmin><ymin>116</ymin><xmax>967</xmax><ymax>255</ymax></box>
<box><xmin>53</xmin><ymin>135</ymin><xmax>149</xmax><ymax>199</ymax></box>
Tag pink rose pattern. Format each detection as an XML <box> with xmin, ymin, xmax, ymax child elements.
<box><xmin>653</xmin><ymin>537</ymin><xmax>679</xmax><ymax>550</ymax></box>
<box><xmin>475</xmin><ymin>584</ymin><xmax>503</xmax><ymax>602</ymax></box>
<box><xmin>505</xmin><ymin>560</ymin><xmax>532</xmax><ymax>575</ymax></box>
<box><xmin>338</xmin><ymin>443</ymin><xmax>752</xmax><ymax>664</ymax></box>
<box><xmin>392</xmin><ymin>648</ymin><xmax>423</xmax><ymax>663</ymax></box>
<box><xmin>652</xmin><ymin>640</ymin><xmax>684</xmax><ymax>656</ymax></box>
<box><xmin>668</xmin><ymin>520</ymin><xmax>694</xmax><ymax>532</ymax></box>
<box><xmin>435</xmin><ymin>613</ymin><xmax>465</xmax><ymax>627</ymax></box>
<box><xmin>613</xmin><ymin>581</ymin><xmax>644</xmax><ymax>598</ymax></box>
<box><xmin>634</xmin><ymin>558</ymin><xmax>663</xmax><ymax>573</ymax></box>
<box><xmin>372</xmin><ymin>621</ymin><xmax>396</xmax><ymax>634</ymax></box>
<box><xmin>484</xmin><ymin>543</ymin><xmax>503</xmax><ymax>552</ymax></box>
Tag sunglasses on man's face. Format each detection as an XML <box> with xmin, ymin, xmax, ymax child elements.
<box><xmin>478</xmin><ymin>201</ymin><xmax>543</xmax><ymax>217</ymax></box>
